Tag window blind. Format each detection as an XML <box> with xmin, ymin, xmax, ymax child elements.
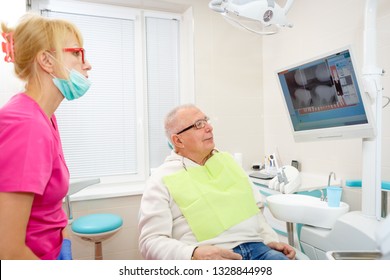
<box><xmin>146</xmin><ymin>16</ymin><xmax>180</xmax><ymax>168</ymax></box>
<box><xmin>38</xmin><ymin>0</ymin><xmax>187</xmax><ymax>181</ymax></box>
<box><xmin>43</xmin><ymin>10</ymin><xmax>137</xmax><ymax>179</ymax></box>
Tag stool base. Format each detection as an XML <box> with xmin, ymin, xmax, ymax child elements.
<box><xmin>95</xmin><ymin>242</ymin><xmax>102</xmax><ymax>260</ymax></box>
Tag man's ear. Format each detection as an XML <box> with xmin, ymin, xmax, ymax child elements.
<box><xmin>171</xmin><ymin>134</ymin><xmax>184</xmax><ymax>149</ymax></box>
<box><xmin>36</xmin><ymin>51</ymin><xmax>55</xmax><ymax>73</ymax></box>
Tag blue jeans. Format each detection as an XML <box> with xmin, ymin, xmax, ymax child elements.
<box><xmin>233</xmin><ymin>242</ymin><xmax>289</xmax><ymax>260</ymax></box>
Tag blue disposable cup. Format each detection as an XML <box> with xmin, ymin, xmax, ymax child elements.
<box><xmin>327</xmin><ymin>186</ymin><xmax>342</xmax><ymax>207</ymax></box>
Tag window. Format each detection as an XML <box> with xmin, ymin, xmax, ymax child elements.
<box><xmin>145</xmin><ymin>15</ymin><xmax>180</xmax><ymax>168</ymax></box>
<box><xmin>35</xmin><ymin>0</ymin><xmax>193</xmax><ymax>183</ymax></box>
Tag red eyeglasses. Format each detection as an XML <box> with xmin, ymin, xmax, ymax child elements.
<box><xmin>63</xmin><ymin>47</ymin><xmax>86</xmax><ymax>64</ymax></box>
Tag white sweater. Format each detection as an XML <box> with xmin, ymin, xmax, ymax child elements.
<box><xmin>138</xmin><ymin>151</ymin><xmax>279</xmax><ymax>260</ymax></box>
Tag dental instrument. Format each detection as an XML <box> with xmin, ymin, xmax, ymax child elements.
<box><xmin>208</xmin><ymin>0</ymin><xmax>294</xmax><ymax>35</ymax></box>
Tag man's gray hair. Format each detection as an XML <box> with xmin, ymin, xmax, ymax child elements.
<box><xmin>164</xmin><ymin>104</ymin><xmax>198</xmax><ymax>139</ymax></box>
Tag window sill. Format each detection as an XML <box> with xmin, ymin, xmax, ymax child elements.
<box><xmin>69</xmin><ymin>181</ymin><xmax>145</xmax><ymax>202</ymax></box>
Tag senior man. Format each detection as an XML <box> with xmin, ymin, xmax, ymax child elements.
<box><xmin>138</xmin><ymin>104</ymin><xmax>295</xmax><ymax>260</ymax></box>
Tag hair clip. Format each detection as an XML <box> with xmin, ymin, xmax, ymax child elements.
<box><xmin>1</xmin><ymin>32</ymin><xmax>15</xmax><ymax>63</ymax></box>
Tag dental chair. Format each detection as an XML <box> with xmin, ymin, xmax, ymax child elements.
<box><xmin>65</xmin><ymin>179</ymin><xmax>123</xmax><ymax>260</ymax></box>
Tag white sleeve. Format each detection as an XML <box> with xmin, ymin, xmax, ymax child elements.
<box><xmin>138</xmin><ymin>176</ymin><xmax>196</xmax><ymax>260</ymax></box>
<box><xmin>256</xmin><ymin>212</ymin><xmax>280</xmax><ymax>244</ymax></box>
<box><xmin>250</xmin><ymin>179</ymin><xmax>265</xmax><ymax>208</ymax></box>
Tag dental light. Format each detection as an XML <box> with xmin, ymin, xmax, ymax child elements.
<box><xmin>209</xmin><ymin>0</ymin><xmax>294</xmax><ymax>35</ymax></box>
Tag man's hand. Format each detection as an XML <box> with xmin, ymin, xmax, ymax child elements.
<box><xmin>192</xmin><ymin>245</ymin><xmax>242</xmax><ymax>260</ymax></box>
<box><xmin>267</xmin><ymin>241</ymin><xmax>296</xmax><ymax>260</ymax></box>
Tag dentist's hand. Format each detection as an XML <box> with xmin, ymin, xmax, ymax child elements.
<box><xmin>191</xmin><ymin>245</ymin><xmax>242</xmax><ymax>260</ymax></box>
<box><xmin>57</xmin><ymin>238</ymin><xmax>73</xmax><ymax>260</ymax></box>
<box><xmin>57</xmin><ymin>229</ymin><xmax>73</xmax><ymax>260</ymax></box>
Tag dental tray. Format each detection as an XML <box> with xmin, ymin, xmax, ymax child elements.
<box><xmin>249</xmin><ymin>172</ymin><xmax>275</xmax><ymax>180</ymax></box>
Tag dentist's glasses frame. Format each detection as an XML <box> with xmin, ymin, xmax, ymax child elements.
<box><xmin>176</xmin><ymin>116</ymin><xmax>210</xmax><ymax>135</ymax></box>
<box><xmin>63</xmin><ymin>47</ymin><xmax>86</xmax><ymax>64</ymax></box>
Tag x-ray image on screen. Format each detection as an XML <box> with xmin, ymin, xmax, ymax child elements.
<box><xmin>277</xmin><ymin>47</ymin><xmax>375</xmax><ymax>142</ymax></box>
<box><xmin>283</xmin><ymin>56</ymin><xmax>360</xmax><ymax>112</ymax></box>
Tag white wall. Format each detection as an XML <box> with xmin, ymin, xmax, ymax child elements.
<box><xmin>263</xmin><ymin>0</ymin><xmax>390</xmax><ymax>210</ymax></box>
<box><xmin>2</xmin><ymin>0</ymin><xmax>389</xmax><ymax>259</ymax></box>
<box><xmin>155</xmin><ymin>0</ymin><xmax>265</xmax><ymax>168</ymax></box>
<box><xmin>0</xmin><ymin>0</ymin><xmax>265</xmax><ymax>259</ymax></box>
<box><xmin>189</xmin><ymin>0</ymin><xmax>265</xmax><ymax>169</ymax></box>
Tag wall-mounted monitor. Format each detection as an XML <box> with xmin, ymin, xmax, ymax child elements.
<box><xmin>277</xmin><ymin>47</ymin><xmax>376</xmax><ymax>142</ymax></box>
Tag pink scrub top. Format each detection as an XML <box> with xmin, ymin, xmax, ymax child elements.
<box><xmin>0</xmin><ymin>93</ymin><xmax>69</xmax><ymax>260</ymax></box>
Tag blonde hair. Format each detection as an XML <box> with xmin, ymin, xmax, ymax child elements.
<box><xmin>1</xmin><ymin>13</ymin><xmax>83</xmax><ymax>89</ymax></box>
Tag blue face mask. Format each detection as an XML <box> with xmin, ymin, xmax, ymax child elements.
<box><xmin>52</xmin><ymin>69</ymin><xmax>91</xmax><ymax>100</ymax></box>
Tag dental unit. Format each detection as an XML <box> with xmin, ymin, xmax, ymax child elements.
<box><xmin>210</xmin><ymin>0</ymin><xmax>390</xmax><ymax>259</ymax></box>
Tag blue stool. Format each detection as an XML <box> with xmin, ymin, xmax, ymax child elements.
<box><xmin>71</xmin><ymin>213</ymin><xmax>123</xmax><ymax>260</ymax></box>
<box><xmin>65</xmin><ymin>179</ymin><xmax>123</xmax><ymax>260</ymax></box>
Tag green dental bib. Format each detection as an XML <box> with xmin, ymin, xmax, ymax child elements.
<box><xmin>163</xmin><ymin>152</ymin><xmax>259</xmax><ymax>242</ymax></box>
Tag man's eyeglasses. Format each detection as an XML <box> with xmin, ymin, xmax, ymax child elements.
<box><xmin>176</xmin><ymin>116</ymin><xmax>210</xmax><ymax>135</ymax></box>
<box><xmin>63</xmin><ymin>47</ymin><xmax>86</xmax><ymax>64</ymax></box>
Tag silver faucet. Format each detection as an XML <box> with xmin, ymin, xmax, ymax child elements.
<box><xmin>320</xmin><ymin>172</ymin><xmax>337</xmax><ymax>201</ymax></box>
<box><xmin>328</xmin><ymin>171</ymin><xmax>336</xmax><ymax>187</ymax></box>
<box><xmin>320</xmin><ymin>172</ymin><xmax>337</xmax><ymax>202</ymax></box>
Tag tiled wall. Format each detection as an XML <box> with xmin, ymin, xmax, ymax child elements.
<box><xmin>64</xmin><ymin>195</ymin><xmax>143</xmax><ymax>260</ymax></box>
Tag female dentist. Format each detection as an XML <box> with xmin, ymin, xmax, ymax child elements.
<box><xmin>0</xmin><ymin>13</ymin><xmax>92</xmax><ymax>259</ymax></box>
